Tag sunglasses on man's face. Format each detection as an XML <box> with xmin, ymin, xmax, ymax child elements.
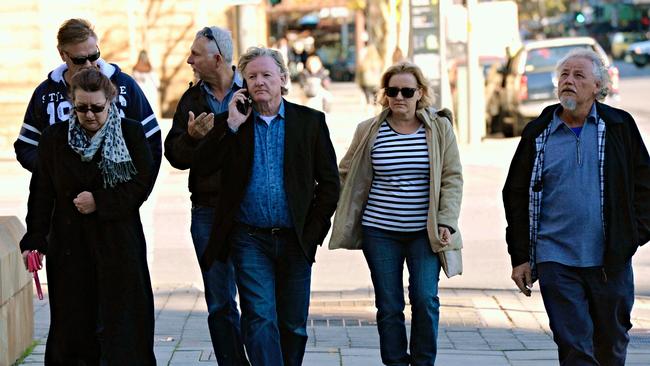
<box><xmin>74</xmin><ymin>103</ymin><xmax>107</xmax><ymax>114</ymax></box>
<box><xmin>67</xmin><ymin>50</ymin><xmax>101</xmax><ymax>65</ymax></box>
<box><xmin>200</xmin><ymin>27</ymin><xmax>223</xmax><ymax>56</ymax></box>
<box><xmin>385</xmin><ymin>87</ymin><xmax>418</xmax><ymax>98</ymax></box>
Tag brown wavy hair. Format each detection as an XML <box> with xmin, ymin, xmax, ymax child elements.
<box><xmin>69</xmin><ymin>68</ymin><xmax>117</xmax><ymax>102</ymax></box>
<box><xmin>57</xmin><ymin>18</ymin><xmax>97</xmax><ymax>48</ymax></box>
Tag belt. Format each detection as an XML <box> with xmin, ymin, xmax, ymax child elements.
<box><xmin>238</xmin><ymin>223</ymin><xmax>292</xmax><ymax>236</ymax></box>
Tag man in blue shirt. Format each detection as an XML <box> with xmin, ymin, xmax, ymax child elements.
<box><xmin>15</xmin><ymin>18</ymin><xmax>161</xmax><ymax>184</ymax></box>
<box><xmin>193</xmin><ymin>47</ymin><xmax>340</xmax><ymax>366</ymax></box>
<box><xmin>504</xmin><ymin>49</ymin><xmax>650</xmax><ymax>365</ymax></box>
<box><xmin>164</xmin><ymin>26</ymin><xmax>248</xmax><ymax>366</ymax></box>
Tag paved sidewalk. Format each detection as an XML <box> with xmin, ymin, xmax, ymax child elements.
<box><xmin>21</xmin><ymin>285</ymin><xmax>650</xmax><ymax>365</ymax></box>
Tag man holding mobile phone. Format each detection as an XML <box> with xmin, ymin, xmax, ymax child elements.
<box><xmin>164</xmin><ymin>26</ymin><xmax>248</xmax><ymax>366</ymax></box>
<box><xmin>193</xmin><ymin>46</ymin><xmax>340</xmax><ymax>366</ymax></box>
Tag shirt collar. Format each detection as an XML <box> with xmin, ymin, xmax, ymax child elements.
<box><xmin>254</xmin><ymin>99</ymin><xmax>285</xmax><ymax>123</ymax></box>
<box><xmin>201</xmin><ymin>65</ymin><xmax>243</xmax><ymax>98</ymax></box>
<box><xmin>551</xmin><ymin>102</ymin><xmax>599</xmax><ymax>133</ymax></box>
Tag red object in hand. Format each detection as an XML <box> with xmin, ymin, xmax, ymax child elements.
<box><xmin>27</xmin><ymin>251</ymin><xmax>43</xmax><ymax>300</ymax></box>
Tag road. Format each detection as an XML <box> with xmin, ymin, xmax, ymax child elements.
<box><xmin>2</xmin><ymin>64</ymin><xmax>650</xmax><ymax>296</ymax></box>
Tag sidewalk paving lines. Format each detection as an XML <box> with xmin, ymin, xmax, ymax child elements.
<box><xmin>18</xmin><ymin>285</ymin><xmax>650</xmax><ymax>365</ymax></box>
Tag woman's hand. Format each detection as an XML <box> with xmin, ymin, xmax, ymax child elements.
<box><xmin>438</xmin><ymin>226</ymin><xmax>451</xmax><ymax>246</ymax></box>
<box><xmin>73</xmin><ymin>191</ymin><xmax>96</xmax><ymax>214</ymax></box>
<box><xmin>22</xmin><ymin>250</ymin><xmax>44</xmax><ymax>271</ymax></box>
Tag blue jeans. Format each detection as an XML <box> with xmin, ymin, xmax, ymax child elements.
<box><xmin>362</xmin><ymin>226</ymin><xmax>441</xmax><ymax>366</ymax></box>
<box><xmin>190</xmin><ymin>205</ymin><xmax>248</xmax><ymax>366</ymax></box>
<box><xmin>230</xmin><ymin>223</ymin><xmax>312</xmax><ymax>366</ymax></box>
<box><xmin>537</xmin><ymin>262</ymin><xmax>634</xmax><ymax>366</ymax></box>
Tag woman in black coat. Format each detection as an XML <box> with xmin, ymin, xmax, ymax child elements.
<box><xmin>20</xmin><ymin>68</ymin><xmax>156</xmax><ymax>365</ymax></box>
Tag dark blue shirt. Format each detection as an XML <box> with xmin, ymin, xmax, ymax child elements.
<box><xmin>537</xmin><ymin>104</ymin><xmax>604</xmax><ymax>267</ymax></box>
<box><xmin>237</xmin><ymin>101</ymin><xmax>292</xmax><ymax>227</ymax></box>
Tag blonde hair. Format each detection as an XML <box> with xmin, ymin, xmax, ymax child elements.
<box><xmin>238</xmin><ymin>46</ymin><xmax>289</xmax><ymax>95</ymax></box>
<box><xmin>376</xmin><ymin>62</ymin><xmax>433</xmax><ymax>109</ymax></box>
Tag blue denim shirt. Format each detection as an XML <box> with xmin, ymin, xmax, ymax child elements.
<box><xmin>237</xmin><ymin>101</ymin><xmax>293</xmax><ymax>228</ymax></box>
<box><xmin>202</xmin><ymin>68</ymin><xmax>243</xmax><ymax>114</ymax></box>
<box><xmin>536</xmin><ymin>104</ymin><xmax>604</xmax><ymax>267</ymax></box>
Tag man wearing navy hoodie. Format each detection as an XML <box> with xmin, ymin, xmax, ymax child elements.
<box><xmin>14</xmin><ymin>18</ymin><xmax>161</xmax><ymax>183</ymax></box>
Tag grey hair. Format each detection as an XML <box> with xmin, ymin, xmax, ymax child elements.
<box><xmin>196</xmin><ymin>26</ymin><xmax>233</xmax><ymax>64</ymax></box>
<box><xmin>238</xmin><ymin>46</ymin><xmax>289</xmax><ymax>95</ymax></box>
<box><xmin>555</xmin><ymin>48</ymin><xmax>610</xmax><ymax>101</ymax></box>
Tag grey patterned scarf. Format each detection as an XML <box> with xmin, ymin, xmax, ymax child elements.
<box><xmin>68</xmin><ymin>104</ymin><xmax>137</xmax><ymax>188</ymax></box>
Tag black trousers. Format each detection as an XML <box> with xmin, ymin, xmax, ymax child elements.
<box><xmin>537</xmin><ymin>261</ymin><xmax>634</xmax><ymax>366</ymax></box>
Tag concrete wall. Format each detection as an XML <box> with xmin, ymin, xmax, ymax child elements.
<box><xmin>0</xmin><ymin>216</ymin><xmax>32</xmax><ymax>366</ymax></box>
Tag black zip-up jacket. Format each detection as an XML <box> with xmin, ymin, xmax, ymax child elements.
<box><xmin>164</xmin><ymin>80</ymin><xmax>241</xmax><ymax>206</ymax></box>
<box><xmin>503</xmin><ymin>102</ymin><xmax>650</xmax><ymax>274</ymax></box>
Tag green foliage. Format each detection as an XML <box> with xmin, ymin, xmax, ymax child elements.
<box><xmin>517</xmin><ymin>0</ymin><xmax>571</xmax><ymax>21</ymax></box>
<box><xmin>11</xmin><ymin>341</ymin><xmax>39</xmax><ymax>366</ymax></box>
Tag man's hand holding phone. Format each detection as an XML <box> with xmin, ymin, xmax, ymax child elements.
<box><xmin>227</xmin><ymin>88</ymin><xmax>252</xmax><ymax>132</ymax></box>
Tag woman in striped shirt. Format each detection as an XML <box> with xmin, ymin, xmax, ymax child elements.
<box><xmin>329</xmin><ymin>62</ymin><xmax>463</xmax><ymax>365</ymax></box>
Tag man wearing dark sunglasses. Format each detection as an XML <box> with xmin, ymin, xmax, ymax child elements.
<box><xmin>164</xmin><ymin>26</ymin><xmax>249</xmax><ymax>366</ymax></box>
<box><xmin>15</xmin><ymin>18</ymin><xmax>162</xmax><ymax>188</ymax></box>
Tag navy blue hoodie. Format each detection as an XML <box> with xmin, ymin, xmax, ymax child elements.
<box><xmin>15</xmin><ymin>59</ymin><xmax>162</xmax><ymax>185</ymax></box>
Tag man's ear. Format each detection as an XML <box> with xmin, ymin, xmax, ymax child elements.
<box><xmin>57</xmin><ymin>47</ymin><xmax>66</xmax><ymax>62</ymax></box>
<box><xmin>213</xmin><ymin>52</ymin><xmax>222</xmax><ymax>65</ymax></box>
<box><xmin>594</xmin><ymin>80</ymin><xmax>602</xmax><ymax>98</ymax></box>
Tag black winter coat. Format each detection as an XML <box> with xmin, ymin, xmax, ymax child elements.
<box><xmin>503</xmin><ymin>102</ymin><xmax>650</xmax><ymax>274</ymax></box>
<box><xmin>164</xmin><ymin>80</ymin><xmax>243</xmax><ymax>207</ymax></box>
<box><xmin>20</xmin><ymin>118</ymin><xmax>156</xmax><ymax>365</ymax></box>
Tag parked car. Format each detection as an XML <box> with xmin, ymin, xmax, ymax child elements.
<box><xmin>625</xmin><ymin>39</ymin><xmax>650</xmax><ymax>67</ymax></box>
<box><xmin>486</xmin><ymin>37</ymin><xmax>620</xmax><ymax>137</ymax></box>
<box><xmin>610</xmin><ymin>32</ymin><xmax>647</xmax><ymax>59</ymax></box>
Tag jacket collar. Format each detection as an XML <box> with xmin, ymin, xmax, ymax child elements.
<box><xmin>49</xmin><ymin>59</ymin><xmax>117</xmax><ymax>84</ymax></box>
<box><xmin>524</xmin><ymin>101</ymin><xmax>622</xmax><ymax>139</ymax></box>
<box><xmin>370</xmin><ymin>106</ymin><xmax>440</xmax><ymax>130</ymax></box>
<box><xmin>595</xmin><ymin>101</ymin><xmax>623</xmax><ymax>125</ymax></box>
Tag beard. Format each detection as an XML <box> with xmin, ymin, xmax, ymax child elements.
<box><xmin>560</xmin><ymin>96</ymin><xmax>577</xmax><ymax>111</ymax></box>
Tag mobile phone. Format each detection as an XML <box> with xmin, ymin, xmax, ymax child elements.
<box><xmin>236</xmin><ymin>79</ymin><xmax>252</xmax><ymax>114</ymax></box>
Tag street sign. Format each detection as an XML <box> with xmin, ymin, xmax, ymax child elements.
<box><xmin>409</xmin><ymin>0</ymin><xmax>444</xmax><ymax>108</ymax></box>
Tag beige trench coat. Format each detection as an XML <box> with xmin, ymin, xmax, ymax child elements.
<box><xmin>328</xmin><ymin>107</ymin><xmax>464</xmax><ymax>277</ymax></box>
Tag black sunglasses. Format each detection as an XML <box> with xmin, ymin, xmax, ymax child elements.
<box><xmin>74</xmin><ymin>102</ymin><xmax>107</xmax><ymax>114</ymax></box>
<box><xmin>66</xmin><ymin>50</ymin><xmax>101</xmax><ymax>65</ymax></box>
<box><xmin>385</xmin><ymin>87</ymin><xmax>418</xmax><ymax>98</ymax></box>
<box><xmin>200</xmin><ymin>27</ymin><xmax>223</xmax><ymax>56</ymax></box>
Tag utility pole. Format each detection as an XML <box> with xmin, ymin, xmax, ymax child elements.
<box><xmin>237</xmin><ymin>4</ymin><xmax>259</xmax><ymax>54</ymax></box>
<box><xmin>465</xmin><ymin>0</ymin><xmax>484</xmax><ymax>144</ymax></box>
